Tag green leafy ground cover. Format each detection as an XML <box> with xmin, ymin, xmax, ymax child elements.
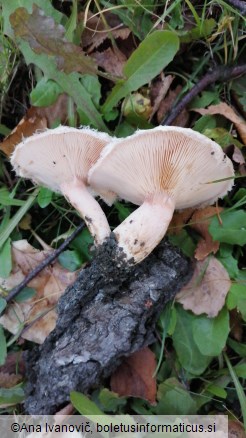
<box><xmin>0</xmin><ymin>0</ymin><xmax>246</xmax><ymax>429</ymax></box>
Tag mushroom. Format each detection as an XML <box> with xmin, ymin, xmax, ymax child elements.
<box><xmin>11</xmin><ymin>126</ymin><xmax>113</xmax><ymax>245</ymax></box>
<box><xmin>89</xmin><ymin>126</ymin><xmax>234</xmax><ymax>263</ymax></box>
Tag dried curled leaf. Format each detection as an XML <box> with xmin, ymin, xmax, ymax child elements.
<box><xmin>10</xmin><ymin>5</ymin><xmax>97</xmax><ymax>76</ymax></box>
<box><xmin>0</xmin><ymin>108</ymin><xmax>47</xmax><ymax>157</ymax></box>
<box><xmin>110</xmin><ymin>347</ymin><xmax>157</xmax><ymax>404</ymax></box>
<box><xmin>92</xmin><ymin>47</ymin><xmax>126</xmax><ymax>76</ymax></box>
<box><xmin>157</xmin><ymin>84</ymin><xmax>189</xmax><ymax>126</ymax></box>
<box><xmin>168</xmin><ymin>208</ymin><xmax>195</xmax><ymax>235</ymax></box>
<box><xmin>193</xmin><ymin>102</ymin><xmax>246</xmax><ymax>144</ymax></box>
<box><xmin>81</xmin><ymin>10</ymin><xmax>130</xmax><ymax>53</ymax></box>
<box><xmin>176</xmin><ymin>256</ymin><xmax>231</xmax><ymax>317</ymax></box>
<box><xmin>190</xmin><ymin>206</ymin><xmax>223</xmax><ymax>260</ymax></box>
<box><xmin>228</xmin><ymin>420</ymin><xmax>246</xmax><ymax>438</ymax></box>
<box><xmin>0</xmin><ymin>94</ymin><xmax>72</xmax><ymax>157</ymax></box>
<box><xmin>0</xmin><ymin>372</ymin><xmax>22</xmax><ymax>389</ymax></box>
<box><xmin>0</xmin><ymin>240</ymin><xmax>78</xmax><ymax>344</ymax></box>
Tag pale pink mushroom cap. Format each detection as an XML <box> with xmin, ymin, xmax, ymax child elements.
<box><xmin>89</xmin><ymin>126</ymin><xmax>234</xmax><ymax>262</ymax></box>
<box><xmin>11</xmin><ymin>126</ymin><xmax>113</xmax><ymax>244</ymax></box>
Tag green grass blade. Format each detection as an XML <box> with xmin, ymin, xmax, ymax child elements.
<box><xmin>102</xmin><ymin>30</ymin><xmax>179</xmax><ymax>113</ymax></box>
<box><xmin>224</xmin><ymin>352</ymin><xmax>246</xmax><ymax>428</ymax></box>
<box><xmin>0</xmin><ymin>188</ymin><xmax>39</xmax><ymax>249</ymax></box>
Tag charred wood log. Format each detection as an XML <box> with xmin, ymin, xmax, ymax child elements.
<box><xmin>24</xmin><ymin>237</ymin><xmax>192</xmax><ymax>414</ymax></box>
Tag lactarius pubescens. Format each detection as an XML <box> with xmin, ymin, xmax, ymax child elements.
<box><xmin>89</xmin><ymin>126</ymin><xmax>234</xmax><ymax>263</ymax></box>
<box><xmin>11</xmin><ymin>126</ymin><xmax>112</xmax><ymax>245</ymax></box>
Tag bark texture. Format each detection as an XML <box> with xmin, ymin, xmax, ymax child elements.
<box><xmin>24</xmin><ymin>236</ymin><xmax>192</xmax><ymax>414</ymax></box>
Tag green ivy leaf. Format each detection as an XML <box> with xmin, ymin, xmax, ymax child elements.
<box><xmin>98</xmin><ymin>388</ymin><xmax>126</xmax><ymax>413</ymax></box>
<box><xmin>168</xmin><ymin>229</ymin><xmax>196</xmax><ymax>258</ymax></box>
<box><xmin>206</xmin><ymin>384</ymin><xmax>227</xmax><ymax>399</ymax></box>
<box><xmin>58</xmin><ymin>250</ymin><xmax>83</xmax><ymax>271</ymax></box>
<box><xmin>216</xmin><ymin>244</ymin><xmax>239</xmax><ymax>279</ymax></box>
<box><xmin>155</xmin><ymin>378</ymin><xmax>197</xmax><ymax>415</ymax></box>
<box><xmin>37</xmin><ymin>187</ymin><xmax>53</xmax><ymax>208</ymax></box>
<box><xmin>30</xmin><ymin>78</ymin><xmax>63</xmax><ymax>107</ymax></box>
<box><xmin>193</xmin><ymin>115</ymin><xmax>216</xmax><ymax>134</ymax></box>
<box><xmin>192</xmin><ymin>307</ymin><xmax>230</xmax><ymax>356</ymax></box>
<box><xmin>209</xmin><ymin>210</ymin><xmax>246</xmax><ymax>245</ymax></box>
<box><xmin>191</xmin><ymin>90</ymin><xmax>220</xmax><ymax>109</ymax></box>
<box><xmin>0</xmin><ymin>297</ymin><xmax>7</xmax><ymax>314</ymax></box>
<box><xmin>15</xmin><ymin>287</ymin><xmax>36</xmax><ymax>303</ymax></box>
<box><xmin>227</xmin><ymin>284</ymin><xmax>246</xmax><ymax>321</ymax></box>
<box><xmin>172</xmin><ymin>305</ymin><xmax>211</xmax><ymax>375</ymax></box>
<box><xmin>0</xmin><ymin>386</ymin><xmax>25</xmax><ymax>405</ymax></box>
<box><xmin>70</xmin><ymin>228</ymin><xmax>94</xmax><ymax>262</ymax></box>
<box><xmin>70</xmin><ymin>391</ymin><xmax>104</xmax><ymax>415</ymax></box>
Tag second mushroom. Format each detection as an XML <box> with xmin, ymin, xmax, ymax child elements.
<box><xmin>89</xmin><ymin>126</ymin><xmax>235</xmax><ymax>263</ymax></box>
<box><xmin>11</xmin><ymin>126</ymin><xmax>113</xmax><ymax>245</ymax></box>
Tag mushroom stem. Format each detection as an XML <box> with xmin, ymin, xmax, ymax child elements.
<box><xmin>114</xmin><ymin>193</ymin><xmax>175</xmax><ymax>264</ymax></box>
<box><xmin>61</xmin><ymin>180</ymin><xmax>110</xmax><ymax>245</ymax></box>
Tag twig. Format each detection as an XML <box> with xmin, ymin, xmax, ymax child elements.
<box><xmin>4</xmin><ymin>223</ymin><xmax>85</xmax><ymax>305</ymax></box>
<box><xmin>161</xmin><ymin>64</ymin><xmax>246</xmax><ymax>126</ymax></box>
<box><xmin>224</xmin><ymin>0</ymin><xmax>246</xmax><ymax>15</ymax></box>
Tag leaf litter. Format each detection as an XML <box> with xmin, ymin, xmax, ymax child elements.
<box><xmin>176</xmin><ymin>256</ymin><xmax>231</xmax><ymax>318</ymax></box>
<box><xmin>0</xmin><ymin>240</ymin><xmax>78</xmax><ymax>344</ymax></box>
<box><xmin>193</xmin><ymin>102</ymin><xmax>246</xmax><ymax>144</ymax></box>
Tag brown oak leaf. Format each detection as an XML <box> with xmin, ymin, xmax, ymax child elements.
<box><xmin>110</xmin><ymin>347</ymin><xmax>157</xmax><ymax>404</ymax></box>
<box><xmin>0</xmin><ymin>240</ymin><xmax>78</xmax><ymax>343</ymax></box>
<box><xmin>190</xmin><ymin>206</ymin><xmax>223</xmax><ymax>260</ymax></box>
<box><xmin>193</xmin><ymin>102</ymin><xmax>246</xmax><ymax>144</ymax></box>
<box><xmin>10</xmin><ymin>5</ymin><xmax>97</xmax><ymax>76</ymax></box>
<box><xmin>176</xmin><ymin>256</ymin><xmax>231</xmax><ymax>317</ymax></box>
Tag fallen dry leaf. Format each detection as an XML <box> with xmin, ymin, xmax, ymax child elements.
<box><xmin>230</xmin><ymin>309</ymin><xmax>243</xmax><ymax>342</ymax></box>
<box><xmin>10</xmin><ymin>5</ymin><xmax>97</xmax><ymax>76</ymax></box>
<box><xmin>168</xmin><ymin>208</ymin><xmax>195</xmax><ymax>235</ymax></box>
<box><xmin>92</xmin><ymin>47</ymin><xmax>126</xmax><ymax>76</ymax></box>
<box><xmin>232</xmin><ymin>146</ymin><xmax>245</xmax><ymax>165</ymax></box>
<box><xmin>0</xmin><ymin>107</ymin><xmax>47</xmax><ymax>157</ymax></box>
<box><xmin>229</xmin><ymin>420</ymin><xmax>246</xmax><ymax>438</ymax></box>
<box><xmin>35</xmin><ymin>94</ymin><xmax>71</xmax><ymax>128</ymax></box>
<box><xmin>149</xmin><ymin>75</ymin><xmax>174</xmax><ymax>121</ymax></box>
<box><xmin>81</xmin><ymin>10</ymin><xmax>130</xmax><ymax>53</ymax></box>
<box><xmin>0</xmin><ymin>240</ymin><xmax>78</xmax><ymax>343</ymax></box>
<box><xmin>176</xmin><ymin>256</ymin><xmax>231</xmax><ymax>317</ymax></box>
<box><xmin>0</xmin><ymin>94</ymin><xmax>70</xmax><ymax>157</ymax></box>
<box><xmin>190</xmin><ymin>206</ymin><xmax>223</xmax><ymax>260</ymax></box>
<box><xmin>110</xmin><ymin>347</ymin><xmax>157</xmax><ymax>404</ymax></box>
<box><xmin>0</xmin><ymin>372</ymin><xmax>22</xmax><ymax>388</ymax></box>
<box><xmin>157</xmin><ymin>85</ymin><xmax>190</xmax><ymax>126</ymax></box>
<box><xmin>193</xmin><ymin>102</ymin><xmax>246</xmax><ymax>144</ymax></box>
<box><xmin>0</xmin><ymin>352</ymin><xmax>25</xmax><ymax>375</ymax></box>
